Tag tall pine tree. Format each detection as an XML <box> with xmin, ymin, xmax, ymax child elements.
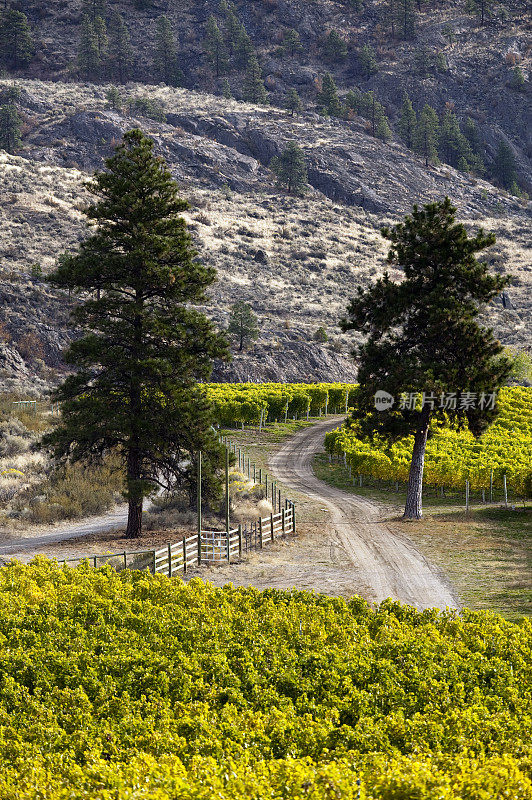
<box><xmin>109</xmin><ymin>12</ymin><xmax>133</xmax><ymax>84</ymax></box>
<box><xmin>44</xmin><ymin>130</ymin><xmax>229</xmax><ymax>539</ymax></box>
<box><xmin>270</xmin><ymin>141</ymin><xmax>308</xmax><ymax>195</ymax></box>
<box><xmin>398</xmin><ymin>94</ymin><xmax>417</xmax><ymax>149</ymax></box>
<box><xmin>0</xmin><ymin>100</ymin><xmax>21</xmax><ymax>152</ymax></box>
<box><xmin>227</xmin><ymin>301</ymin><xmax>260</xmax><ymax>351</ymax></box>
<box><xmin>205</xmin><ymin>16</ymin><xmax>228</xmax><ymax>78</ymax></box>
<box><xmin>317</xmin><ymin>72</ymin><xmax>343</xmax><ymax>117</ymax></box>
<box><xmin>78</xmin><ymin>15</ymin><xmax>100</xmax><ymax>81</ymax></box>
<box><xmin>243</xmin><ymin>55</ymin><xmax>268</xmax><ymax>104</ymax></box>
<box><xmin>492</xmin><ymin>139</ymin><xmax>517</xmax><ymax>189</ymax></box>
<box><xmin>414</xmin><ymin>104</ymin><xmax>440</xmax><ymax>166</ymax></box>
<box><xmin>0</xmin><ymin>10</ymin><xmax>34</xmax><ymax>70</ymax></box>
<box><xmin>286</xmin><ymin>87</ymin><xmax>303</xmax><ymax>116</ymax></box>
<box><xmin>154</xmin><ymin>15</ymin><xmax>182</xmax><ymax>86</ymax></box>
<box><xmin>341</xmin><ymin>198</ymin><xmax>511</xmax><ymax>520</ymax></box>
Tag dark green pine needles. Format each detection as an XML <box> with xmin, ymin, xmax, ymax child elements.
<box><xmin>45</xmin><ymin>130</ymin><xmax>229</xmax><ymax>538</ymax></box>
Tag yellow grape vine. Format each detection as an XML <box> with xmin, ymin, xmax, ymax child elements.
<box><xmin>325</xmin><ymin>387</ymin><xmax>532</xmax><ymax>494</ymax></box>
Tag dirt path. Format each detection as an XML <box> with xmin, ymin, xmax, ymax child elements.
<box><xmin>269</xmin><ymin>419</ymin><xmax>458</xmax><ymax>610</ymax></box>
<box><xmin>0</xmin><ymin>505</ymin><xmax>129</xmax><ymax>558</ymax></box>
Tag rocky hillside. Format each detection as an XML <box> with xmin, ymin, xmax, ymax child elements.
<box><xmin>0</xmin><ymin>78</ymin><xmax>529</xmax><ymax>391</ymax></box>
<box><xmin>0</xmin><ymin>0</ymin><xmax>530</xmax><ymax>390</ymax></box>
<box><xmin>5</xmin><ymin>0</ymin><xmax>531</xmax><ymax>191</ymax></box>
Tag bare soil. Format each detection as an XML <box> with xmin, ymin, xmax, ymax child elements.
<box><xmin>186</xmin><ymin>419</ymin><xmax>459</xmax><ymax>610</ymax></box>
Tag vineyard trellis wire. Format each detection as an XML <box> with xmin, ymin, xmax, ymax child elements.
<box><xmin>324</xmin><ymin>387</ymin><xmax>532</xmax><ymax>503</ymax></box>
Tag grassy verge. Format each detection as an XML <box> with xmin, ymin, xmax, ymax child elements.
<box><xmin>315</xmin><ymin>453</ymin><xmax>532</xmax><ymax>620</ymax></box>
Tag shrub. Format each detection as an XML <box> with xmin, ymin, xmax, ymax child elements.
<box><xmin>21</xmin><ymin>454</ymin><xmax>124</xmax><ymax>523</ymax></box>
<box><xmin>0</xmin><ymin>567</ymin><xmax>531</xmax><ymax>799</ymax></box>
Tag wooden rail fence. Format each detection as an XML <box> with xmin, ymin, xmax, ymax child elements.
<box><xmin>59</xmin><ymin>501</ymin><xmax>296</xmax><ymax>576</ymax></box>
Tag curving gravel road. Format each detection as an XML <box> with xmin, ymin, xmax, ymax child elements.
<box><xmin>269</xmin><ymin>418</ymin><xmax>458</xmax><ymax>611</ymax></box>
<box><xmin>0</xmin><ymin>504</ymin><xmax>130</xmax><ymax>557</ymax></box>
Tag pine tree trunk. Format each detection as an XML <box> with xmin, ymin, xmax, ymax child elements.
<box><xmin>125</xmin><ymin>495</ymin><xmax>143</xmax><ymax>538</ymax></box>
<box><xmin>125</xmin><ymin>447</ymin><xmax>143</xmax><ymax>538</ymax></box>
<box><xmin>403</xmin><ymin>409</ymin><xmax>430</xmax><ymax>520</ymax></box>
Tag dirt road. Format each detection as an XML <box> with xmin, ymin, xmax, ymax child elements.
<box><xmin>0</xmin><ymin>505</ymin><xmax>129</xmax><ymax>558</ymax></box>
<box><xmin>269</xmin><ymin>419</ymin><xmax>458</xmax><ymax>610</ymax></box>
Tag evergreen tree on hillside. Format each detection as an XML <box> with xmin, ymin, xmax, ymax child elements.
<box><xmin>468</xmin><ymin>0</ymin><xmax>491</xmax><ymax>25</ymax></box>
<box><xmin>359</xmin><ymin>44</ymin><xmax>378</xmax><ymax>77</ymax></box>
<box><xmin>511</xmin><ymin>66</ymin><xmax>525</xmax><ymax>91</ymax></box>
<box><xmin>82</xmin><ymin>0</ymin><xmax>106</xmax><ymax>21</ymax></box>
<box><xmin>205</xmin><ymin>16</ymin><xmax>228</xmax><ymax>78</ymax></box>
<box><xmin>0</xmin><ymin>100</ymin><xmax>21</xmax><ymax>152</ymax></box>
<box><xmin>439</xmin><ymin>108</ymin><xmax>475</xmax><ymax>170</ymax></box>
<box><xmin>398</xmin><ymin>94</ymin><xmax>417</xmax><ymax>149</ymax></box>
<box><xmin>106</xmin><ymin>85</ymin><xmax>123</xmax><ymax>110</ymax></box>
<box><xmin>227</xmin><ymin>301</ymin><xmax>260</xmax><ymax>351</ymax></box>
<box><xmin>78</xmin><ymin>16</ymin><xmax>100</xmax><ymax>81</ymax></box>
<box><xmin>341</xmin><ymin>198</ymin><xmax>511</xmax><ymax>519</ymax></box>
<box><xmin>221</xmin><ymin>78</ymin><xmax>233</xmax><ymax>98</ymax></box>
<box><xmin>375</xmin><ymin>109</ymin><xmax>392</xmax><ymax>141</ymax></box>
<box><xmin>384</xmin><ymin>0</ymin><xmax>398</xmax><ymax>38</ymax></box>
<box><xmin>366</xmin><ymin>91</ymin><xmax>391</xmax><ymax>140</ymax></box>
<box><xmin>492</xmin><ymin>139</ymin><xmax>517</xmax><ymax>189</ymax></box>
<box><xmin>317</xmin><ymin>72</ymin><xmax>343</xmax><ymax>117</ymax></box>
<box><xmin>462</xmin><ymin>116</ymin><xmax>483</xmax><ymax>155</ymax></box>
<box><xmin>221</xmin><ymin>5</ymin><xmax>241</xmax><ymax>58</ymax></box>
<box><xmin>243</xmin><ymin>55</ymin><xmax>268</xmax><ymax>104</ymax></box>
<box><xmin>44</xmin><ymin>130</ymin><xmax>229</xmax><ymax>540</ymax></box>
<box><xmin>0</xmin><ymin>10</ymin><xmax>34</xmax><ymax>70</ymax></box>
<box><xmin>345</xmin><ymin>88</ymin><xmax>362</xmax><ymax>116</ymax></box>
<box><xmin>282</xmin><ymin>28</ymin><xmax>303</xmax><ymax>57</ymax></box>
<box><xmin>234</xmin><ymin>26</ymin><xmax>254</xmax><ymax>69</ymax></box>
<box><xmin>270</xmin><ymin>141</ymin><xmax>308</xmax><ymax>195</ymax></box>
<box><xmin>154</xmin><ymin>15</ymin><xmax>182</xmax><ymax>86</ymax></box>
<box><xmin>323</xmin><ymin>30</ymin><xmax>348</xmax><ymax>62</ymax></box>
<box><xmin>286</xmin><ymin>87</ymin><xmax>303</xmax><ymax>116</ymax></box>
<box><xmin>109</xmin><ymin>12</ymin><xmax>133</xmax><ymax>84</ymax></box>
<box><xmin>414</xmin><ymin>104</ymin><xmax>440</xmax><ymax>166</ymax></box>
<box><xmin>94</xmin><ymin>15</ymin><xmax>108</xmax><ymax>65</ymax></box>
<box><xmin>399</xmin><ymin>0</ymin><xmax>416</xmax><ymax>38</ymax></box>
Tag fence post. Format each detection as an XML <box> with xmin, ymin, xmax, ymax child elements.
<box><xmin>265</xmin><ymin>474</ymin><xmax>268</xmax><ymax>496</ymax></box>
<box><xmin>278</xmin><ymin>488</ymin><xmax>281</xmax><ymax>513</ymax></box>
<box><xmin>282</xmin><ymin>508</ymin><xmax>285</xmax><ymax>536</ymax></box>
<box><xmin>152</xmin><ymin>551</ymin><xmax>156</xmax><ymax>575</ymax></box>
<box><xmin>292</xmin><ymin>502</ymin><xmax>296</xmax><ymax>535</ymax></box>
<box><xmin>197</xmin><ymin>451</ymin><xmax>202</xmax><ymax>541</ymax></box>
<box><xmin>503</xmin><ymin>474</ymin><xmax>508</xmax><ymax>508</ymax></box>
<box><xmin>465</xmin><ymin>480</ymin><xmax>469</xmax><ymax>514</ymax></box>
<box><xmin>169</xmin><ymin>542</ymin><xmax>173</xmax><ymax>578</ymax></box>
<box><xmin>181</xmin><ymin>538</ymin><xmax>186</xmax><ymax>574</ymax></box>
<box><xmin>225</xmin><ymin>447</ymin><xmax>230</xmax><ymax>534</ymax></box>
<box><xmin>238</xmin><ymin>524</ymin><xmax>242</xmax><ymax>558</ymax></box>
<box><xmin>93</xmin><ymin>556</ymin><xmax>97</xmax><ymax>569</ymax></box>
<box><xmin>490</xmin><ymin>469</ymin><xmax>493</xmax><ymax>503</ymax></box>
<box><xmin>270</xmin><ymin>513</ymin><xmax>274</xmax><ymax>542</ymax></box>
<box><xmin>253</xmin><ymin>463</ymin><xmax>256</xmax><ymax>482</ymax></box>
<box><xmin>259</xmin><ymin>517</ymin><xmax>263</xmax><ymax>549</ymax></box>
<box><xmin>259</xmin><ymin>468</ymin><xmax>262</xmax><ymax>485</ymax></box>
<box><xmin>123</xmin><ymin>552</ymin><xmax>127</xmax><ymax>570</ymax></box>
